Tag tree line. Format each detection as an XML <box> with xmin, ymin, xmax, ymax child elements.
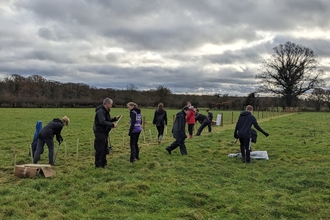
<box><xmin>0</xmin><ymin>73</ymin><xmax>329</xmax><ymax>111</ymax></box>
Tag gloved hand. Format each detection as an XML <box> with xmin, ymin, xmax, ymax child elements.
<box><xmin>57</xmin><ymin>137</ymin><xmax>63</xmax><ymax>145</ymax></box>
<box><xmin>234</xmin><ymin>133</ymin><xmax>238</xmax><ymax>139</ymax></box>
<box><xmin>128</xmin><ymin>131</ymin><xmax>131</xmax><ymax>136</ymax></box>
<box><xmin>264</xmin><ymin>132</ymin><xmax>269</xmax><ymax>137</ymax></box>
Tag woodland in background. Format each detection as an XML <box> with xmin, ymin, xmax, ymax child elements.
<box><xmin>0</xmin><ymin>74</ymin><xmax>329</xmax><ymax>111</ymax></box>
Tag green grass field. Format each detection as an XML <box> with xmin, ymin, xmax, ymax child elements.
<box><xmin>0</xmin><ymin>108</ymin><xmax>329</xmax><ymax>219</ymax></box>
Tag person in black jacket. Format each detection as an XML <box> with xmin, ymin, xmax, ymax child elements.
<box><xmin>93</xmin><ymin>98</ymin><xmax>121</xmax><ymax>168</ymax></box>
<box><xmin>166</xmin><ymin>106</ymin><xmax>189</xmax><ymax>155</ymax></box>
<box><xmin>33</xmin><ymin>116</ymin><xmax>70</xmax><ymax>165</ymax></box>
<box><xmin>152</xmin><ymin>102</ymin><xmax>168</xmax><ymax>144</ymax></box>
<box><xmin>206</xmin><ymin>108</ymin><xmax>213</xmax><ymax>132</ymax></box>
<box><xmin>234</xmin><ymin>105</ymin><xmax>269</xmax><ymax>163</ymax></box>
<box><xmin>194</xmin><ymin>108</ymin><xmax>211</xmax><ymax>136</ymax></box>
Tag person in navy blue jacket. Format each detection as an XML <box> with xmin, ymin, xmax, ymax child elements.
<box><xmin>234</xmin><ymin>105</ymin><xmax>269</xmax><ymax>163</ymax></box>
<box><xmin>166</xmin><ymin>106</ymin><xmax>189</xmax><ymax>155</ymax></box>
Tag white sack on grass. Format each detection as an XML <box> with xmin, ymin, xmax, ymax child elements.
<box><xmin>228</xmin><ymin>151</ymin><xmax>269</xmax><ymax>160</ymax></box>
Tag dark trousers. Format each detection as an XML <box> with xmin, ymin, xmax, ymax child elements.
<box><xmin>167</xmin><ymin>138</ymin><xmax>187</xmax><ymax>155</ymax></box>
<box><xmin>156</xmin><ymin>125</ymin><xmax>165</xmax><ymax>139</ymax></box>
<box><xmin>196</xmin><ymin>120</ymin><xmax>210</xmax><ymax>136</ymax></box>
<box><xmin>94</xmin><ymin>133</ymin><xmax>108</xmax><ymax>167</ymax></box>
<box><xmin>207</xmin><ymin>119</ymin><xmax>212</xmax><ymax>132</ymax></box>
<box><xmin>239</xmin><ymin>137</ymin><xmax>251</xmax><ymax>162</ymax></box>
<box><xmin>130</xmin><ymin>132</ymin><xmax>140</xmax><ymax>162</ymax></box>
<box><xmin>188</xmin><ymin>124</ymin><xmax>194</xmax><ymax>136</ymax></box>
<box><xmin>33</xmin><ymin>137</ymin><xmax>54</xmax><ymax>165</ymax></box>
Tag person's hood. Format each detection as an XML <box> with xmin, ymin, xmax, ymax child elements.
<box><xmin>52</xmin><ymin>118</ymin><xmax>62</xmax><ymax>123</ymax></box>
<box><xmin>240</xmin><ymin>110</ymin><xmax>251</xmax><ymax>116</ymax></box>
<box><xmin>95</xmin><ymin>104</ymin><xmax>110</xmax><ymax>112</ymax></box>
<box><xmin>132</xmin><ymin>107</ymin><xmax>141</xmax><ymax>114</ymax></box>
<box><xmin>156</xmin><ymin>109</ymin><xmax>165</xmax><ymax>114</ymax></box>
<box><xmin>95</xmin><ymin>104</ymin><xmax>103</xmax><ymax>112</ymax></box>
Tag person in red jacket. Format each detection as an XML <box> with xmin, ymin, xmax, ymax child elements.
<box><xmin>186</xmin><ymin>102</ymin><xmax>195</xmax><ymax>139</ymax></box>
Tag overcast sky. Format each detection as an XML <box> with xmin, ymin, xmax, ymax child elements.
<box><xmin>0</xmin><ymin>0</ymin><xmax>329</xmax><ymax>96</ymax></box>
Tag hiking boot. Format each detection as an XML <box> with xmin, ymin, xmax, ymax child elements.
<box><xmin>165</xmin><ymin>147</ymin><xmax>172</xmax><ymax>155</ymax></box>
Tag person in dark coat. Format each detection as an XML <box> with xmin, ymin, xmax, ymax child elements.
<box><xmin>152</xmin><ymin>102</ymin><xmax>168</xmax><ymax>144</ymax></box>
<box><xmin>166</xmin><ymin>106</ymin><xmax>189</xmax><ymax>155</ymax></box>
<box><xmin>194</xmin><ymin>108</ymin><xmax>211</xmax><ymax>136</ymax></box>
<box><xmin>234</xmin><ymin>105</ymin><xmax>269</xmax><ymax>163</ymax></box>
<box><xmin>93</xmin><ymin>98</ymin><xmax>121</xmax><ymax>168</ymax></box>
<box><xmin>127</xmin><ymin>102</ymin><xmax>142</xmax><ymax>162</ymax></box>
<box><xmin>206</xmin><ymin>108</ymin><xmax>213</xmax><ymax>132</ymax></box>
<box><xmin>33</xmin><ymin>116</ymin><xmax>70</xmax><ymax>165</ymax></box>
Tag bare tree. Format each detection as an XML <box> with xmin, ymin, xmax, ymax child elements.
<box><xmin>155</xmin><ymin>85</ymin><xmax>172</xmax><ymax>104</ymax></box>
<box><xmin>4</xmin><ymin>74</ymin><xmax>26</xmax><ymax>97</ymax></box>
<box><xmin>309</xmin><ymin>88</ymin><xmax>325</xmax><ymax>111</ymax></box>
<box><xmin>325</xmin><ymin>90</ymin><xmax>330</xmax><ymax>111</ymax></box>
<box><xmin>47</xmin><ymin>80</ymin><xmax>62</xmax><ymax>100</ymax></box>
<box><xmin>256</xmin><ymin>41</ymin><xmax>325</xmax><ymax>107</ymax></box>
<box><xmin>23</xmin><ymin>75</ymin><xmax>47</xmax><ymax>97</ymax></box>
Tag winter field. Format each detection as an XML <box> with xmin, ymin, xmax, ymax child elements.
<box><xmin>0</xmin><ymin>108</ymin><xmax>329</xmax><ymax>219</ymax></box>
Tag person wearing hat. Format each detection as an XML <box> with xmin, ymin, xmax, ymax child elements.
<box><xmin>186</xmin><ymin>102</ymin><xmax>195</xmax><ymax>139</ymax></box>
<box><xmin>33</xmin><ymin>116</ymin><xmax>70</xmax><ymax>166</ymax></box>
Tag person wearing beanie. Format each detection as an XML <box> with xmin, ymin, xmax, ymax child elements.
<box><xmin>186</xmin><ymin>102</ymin><xmax>195</xmax><ymax>139</ymax></box>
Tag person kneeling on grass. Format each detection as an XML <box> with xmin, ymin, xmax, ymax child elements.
<box><xmin>166</xmin><ymin>106</ymin><xmax>189</xmax><ymax>155</ymax></box>
<box><xmin>33</xmin><ymin>116</ymin><xmax>70</xmax><ymax>166</ymax></box>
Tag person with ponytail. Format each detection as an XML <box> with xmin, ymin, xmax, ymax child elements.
<box><xmin>127</xmin><ymin>102</ymin><xmax>142</xmax><ymax>162</ymax></box>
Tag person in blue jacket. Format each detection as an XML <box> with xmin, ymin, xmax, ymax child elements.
<box><xmin>166</xmin><ymin>106</ymin><xmax>189</xmax><ymax>155</ymax></box>
<box><xmin>234</xmin><ymin>105</ymin><xmax>269</xmax><ymax>163</ymax></box>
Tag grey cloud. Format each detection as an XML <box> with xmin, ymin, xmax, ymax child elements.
<box><xmin>1</xmin><ymin>0</ymin><xmax>329</xmax><ymax>96</ymax></box>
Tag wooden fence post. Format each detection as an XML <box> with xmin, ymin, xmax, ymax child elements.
<box><xmin>143</xmin><ymin>116</ymin><xmax>146</xmax><ymax>130</ymax></box>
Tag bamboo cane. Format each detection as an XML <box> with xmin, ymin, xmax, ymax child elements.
<box><xmin>76</xmin><ymin>139</ymin><xmax>79</xmax><ymax>159</ymax></box>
